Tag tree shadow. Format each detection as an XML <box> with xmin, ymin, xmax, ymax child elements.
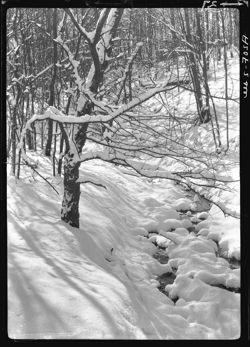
<box><xmin>8</xmin><ymin>254</ymin><xmax>68</xmax><ymax>337</ymax></box>
<box><xmin>8</xmin><ymin>212</ymin><xmax>128</xmax><ymax>338</ymax></box>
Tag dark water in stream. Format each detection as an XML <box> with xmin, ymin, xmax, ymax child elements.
<box><xmin>149</xmin><ymin>203</ymin><xmax>240</xmax><ymax>301</ymax></box>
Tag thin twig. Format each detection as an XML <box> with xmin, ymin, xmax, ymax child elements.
<box><xmin>23</xmin><ymin>160</ymin><xmax>59</xmax><ymax>195</ymax></box>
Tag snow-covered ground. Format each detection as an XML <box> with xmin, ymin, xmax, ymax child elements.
<box><xmin>8</xmin><ymin>57</ymin><xmax>240</xmax><ymax>339</ymax></box>
<box><xmin>7</xmin><ymin>161</ymin><xmax>240</xmax><ymax>339</ymax></box>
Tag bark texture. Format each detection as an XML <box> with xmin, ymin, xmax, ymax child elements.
<box><xmin>60</xmin><ymin>9</ymin><xmax>124</xmax><ymax>228</ymax></box>
<box><xmin>61</xmin><ymin>154</ymin><xmax>81</xmax><ymax>228</ymax></box>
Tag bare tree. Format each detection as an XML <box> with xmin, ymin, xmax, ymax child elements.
<box><xmin>8</xmin><ymin>8</ymin><xmax>239</xmax><ymax>229</ymax></box>
<box><xmin>45</xmin><ymin>8</ymin><xmax>58</xmax><ymax>157</ymax></box>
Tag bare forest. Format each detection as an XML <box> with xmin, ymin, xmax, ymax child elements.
<box><xmin>7</xmin><ymin>7</ymin><xmax>241</xmax><ymax>339</ymax></box>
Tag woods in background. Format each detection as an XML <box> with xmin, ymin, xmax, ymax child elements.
<box><xmin>6</xmin><ymin>8</ymin><xmax>239</xmax><ymax>227</ymax></box>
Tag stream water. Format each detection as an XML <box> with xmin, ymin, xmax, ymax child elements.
<box><xmin>148</xmin><ymin>191</ymin><xmax>240</xmax><ymax>302</ymax></box>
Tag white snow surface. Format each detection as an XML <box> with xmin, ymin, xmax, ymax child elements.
<box><xmin>8</xmin><ymin>157</ymin><xmax>240</xmax><ymax>339</ymax></box>
<box><xmin>8</xmin><ymin>57</ymin><xmax>240</xmax><ymax>340</ymax></box>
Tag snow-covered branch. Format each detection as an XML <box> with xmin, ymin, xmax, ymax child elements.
<box><xmin>93</xmin><ymin>9</ymin><xmax>111</xmax><ymax>45</ymax></box>
<box><xmin>95</xmin><ymin>8</ymin><xmax>122</xmax><ymax>64</ymax></box>
<box><xmin>18</xmin><ymin>78</ymin><xmax>190</xmax><ymax>143</ymax></box>
<box><xmin>180</xmin><ymin>180</ymin><xmax>240</xmax><ymax>219</ymax></box>
<box><xmin>115</xmin><ymin>42</ymin><xmax>143</xmax><ymax>104</ymax></box>
<box><xmin>54</xmin><ymin>36</ymin><xmax>83</xmax><ymax>91</ymax></box>
<box><xmin>63</xmin><ymin>8</ymin><xmax>93</xmax><ymax>44</ymax></box>
<box><xmin>79</xmin><ymin>149</ymin><xmax>240</xmax><ymax>219</ymax></box>
<box><xmin>76</xmin><ymin>179</ymin><xmax>107</xmax><ymax>189</ymax></box>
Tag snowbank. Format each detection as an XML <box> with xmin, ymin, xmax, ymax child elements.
<box><xmin>8</xmin><ymin>157</ymin><xmax>240</xmax><ymax>339</ymax></box>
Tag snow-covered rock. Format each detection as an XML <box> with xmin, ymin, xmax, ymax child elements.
<box><xmin>197</xmin><ymin>228</ymin><xmax>210</xmax><ymax>237</ymax></box>
<box><xmin>150</xmin><ymin>278</ymin><xmax>160</xmax><ymax>288</ymax></box>
<box><xmin>173</xmin><ymin>198</ymin><xmax>192</xmax><ymax>211</ymax></box>
<box><xmin>195</xmin><ymin>220</ymin><xmax>211</xmax><ymax>232</ymax></box>
<box><xmin>152</xmin><ymin>207</ymin><xmax>180</xmax><ymax>221</ymax></box>
<box><xmin>181</xmin><ymin>218</ymin><xmax>193</xmax><ymax>229</ymax></box>
<box><xmin>191</xmin><ymin>216</ymin><xmax>202</xmax><ymax>224</ymax></box>
<box><xmin>173</xmin><ymin>228</ymin><xmax>189</xmax><ymax>236</ymax></box>
<box><xmin>226</xmin><ymin>269</ymin><xmax>240</xmax><ymax>288</ymax></box>
<box><xmin>207</xmin><ymin>231</ymin><xmax>221</xmax><ymax>242</ymax></box>
<box><xmin>197</xmin><ymin>212</ymin><xmax>209</xmax><ymax>220</ymax></box>
<box><xmin>139</xmin><ymin>219</ymin><xmax>158</xmax><ymax>233</ymax></box>
<box><xmin>148</xmin><ymin>234</ymin><xmax>170</xmax><ymax>248</ymax></box>
<box><xmin>159</xmin><ymin>219</ymin><xmax>183</xmax><ymax>232</ymax></box>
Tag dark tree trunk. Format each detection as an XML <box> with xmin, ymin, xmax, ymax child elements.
<box><xmin>26</xmin><ymin>130</ymin><xmax>33</xmax><ymax>150</ymax></box>
<box><xmin>52</xmin><ymin>123</ymin><xmax>57</xmax><ymax>176</ymax></box>
<box><xmin>31</xmin><ymin>95</ymin><xmax>37</xmax><ymax>151</ymax></box>
<box><xmin>26</xmin><ymin>94</ymin><xmax>34</xmax><ymax>150</ymax></box>
<box><xmin>205</xmin><ymin>9</ymin><xmax>210</xmax><ymax>70</ymax></box>
<box><xmin>60</xmin><ymin>120</ymin><xmax>88</xmax><ymax>228</ymax></box>
<box><xmin>45</xmin><ymin>119</ymin><xmax>53</xmax><ymax>156</ymax></box>
<box><xmin>16</xmin><ymin>148</ymin><xmax>22</xmax><ymax>179</ymax></box>
<box><xmin>45</xmin><ymin>8</ymin><xmax>57</xmax><ymax>157</ymax></box>
<box><xmin>196</xmin><ymin>9</ymin><xmax>210</xmax><ymax>123</ymax></box>
<box><xmin>57</xmin><ymin>135</ymin><xmax>64</xmax><ymax>176</ymax></box>
<box><xmin>11</xmin><ymin>107</ymin><xmax>17</xmax><ymax>175</ymax></box>
<box><xmin>41</xmin><ymin>121</ymin><xmax>44</xmax><ymax>150</ymax></box>
<box><xmin>61</xmin><ymin>155</ymin><xmax>81</xmax><ymax>228</ymax></box>
<box><xmin>60</xmin><ymin>8</ymin><xmax>124</xmax><ymax>228</ymax></box>
<box><xmin>229</xmin><ymin>9</ymin><xmax>234</xmax><ymax>58</ymax></box>
<box><xmin>216</xmin><ymin>11</ymin><xmax>221</xmax><ymax>61</ymax></box>
<box><xmin>183</xmin><ymin>8</ymin><xmax>205</xmax><ymax>124</ymax></box>
<box><xmin>221</xmin><ymin>11</ymin><xmax>229</xmax><ymax>151</ymax></box>
<box><xmin>10</xmin><ymin>91</ymin><xmax>21</xmax><ymax>175</ymax></box>
<box><xmin>58</xmin><ymin>95</ymin><xmax>71</xmax><ymax>175</ymax></box>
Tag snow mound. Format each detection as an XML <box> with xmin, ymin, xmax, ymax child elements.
<box><xmin>173</xmin><ymin>228</ymin><xmax>189</xmax><ymax>236</ymax></box>
<box><xmin>148</xmin><ymin>234</ymin><xmax>170</xmax><ymax>248</ymax></box>
<box><xmin>143</xmin><ymin>197</ymin><xmax>163</xmax><ymax>208</ymax></box>
<box><xmin>191</xmin><ymin>216</ymin><xmax>202</xmax><ymax>224</ymax></box>
<box><xmin>173</xmin><ymin>198</ymin><xmax>192</xmax><ymax>211</ymax></box>
<box><xmin>180</xmin><ymin>218</ymin><xmax>193</xmax><ymax>229</ymax></box>
<box><xmin>195</xmin><ymin>220</ymin><xmax>211</xmax><ymax>232</ymax></box>
<box><xmin>197</xmin><ymin>228</ymin><xmax>210</xmax><ymax>237</ymax></box>
<box><xmin>165</xmin><ymin>275</ymin><xmax>240</xmax><ymax>338</ymax></box>
<box><xmin>151</xmin><ymin>207</ymin><xmax>180</xmax><ymax>221</ymax></box>
<box><xmin>8</xmin><ymin>134</ymin><xmax>240</xmax><ymax>339</ymax></box>
<box><xmin>197</xmin><ymin>212</ymin><xmax>209</xmax><ymax>220</ymax></box>
<box><xmin>208</xmin><ymin>206</ymin><xmax>240</xmax><ymax>261</ymax></box>
<box><xmin>159</xmin><ymin>219</ymin><xmax>183</xmax><ymax>232</ymax></box>
<box><xmin>138</xmin><ymin>218</ymin><xmax>158</xmax><ymax>233</ymax></box>
<box><xmin>207</xmin><ymin>231</ymin><xmax>221</xmax><ymax>243</ymax></box>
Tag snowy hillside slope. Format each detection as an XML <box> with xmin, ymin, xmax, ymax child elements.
<box><xmin>8</xmin><ymin>56</ymin><xmax>240</xmax><ymax>340</ymax></box>
<box><xmin>8</xmin><ymin>156</ymin><xmax>240</xmax><ymax>339</ymax></box>
<box><xmin>143</xmin><ymin>57</ymin><xmax>240</xmax><ymax>218</ymax></box>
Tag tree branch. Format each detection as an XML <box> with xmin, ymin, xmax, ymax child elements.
<box><xmin>78</xmin><ymin>180</ymin><xmax>107</xmax><ymax>189</ymax></box>
<box><xmin>63</xmin><ymin>8</ymin><xmax>93</xmax><ymax>44</ymax></box>
<box><xmin>23</xmin><ymin>160</ymin><xmax>59</xmax><ymax>195</ymax></box>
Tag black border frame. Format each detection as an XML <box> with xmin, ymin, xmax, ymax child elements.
<box><xmin>1</xmin><ymin>0</ymin><xmax>249</xmax><ymax>343</ymax></box>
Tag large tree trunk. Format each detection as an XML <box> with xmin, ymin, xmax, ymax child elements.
<box><xmin>60</xmin><ymin>122</ymin><xmax>88</xmax><ymax>228</ymax></box>
<box><xmin>10</xmin><ymin>105</ymin><xmax>17</xmax><ymax>176</ymax></box>
<box><xmin>61</xmin><ymin>154</ymin><xmax>81</xmax><ymax>228</ymax></box>
<box><xmin>60</xmin><ymin>8</ymin><xmax>123</xmax><ymax>228</ymax></box>
<box><xmin>183</xmin><ymin>8</ymin><xmax>206</xmax><ymax>124</ymax></box>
